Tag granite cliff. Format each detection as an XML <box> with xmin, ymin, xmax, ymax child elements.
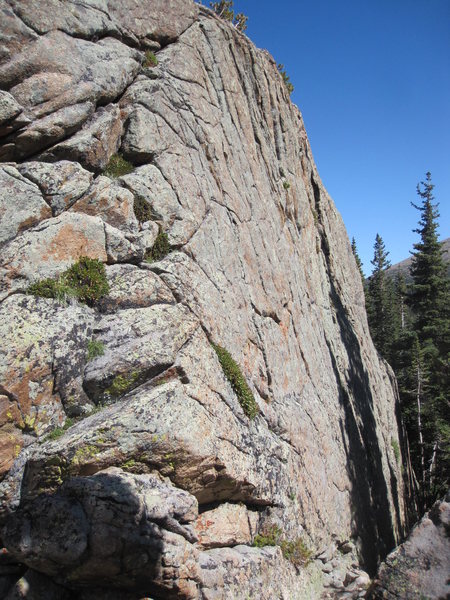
<box><xmin>0</xmin><ymin>1</ymin><xmax>406</xmax><ymax>598</ymax></box>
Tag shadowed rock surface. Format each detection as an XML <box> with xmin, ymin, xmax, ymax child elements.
<box><xmin>0</xmin><ymin>1</ymin><xmax>408</xmax><ymax>598</ymax></box>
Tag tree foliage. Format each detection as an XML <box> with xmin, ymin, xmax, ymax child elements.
<box><xmin>367</xmin><ymin>234</ymin><xmax>395</xmax><ymax>361</ymax></box>
<box><xmin>407</xmin><ymin>172</ymin><xmax>449</xmax><ymax>507</ymax></box>
<box><xmin>351</xmin><ymin>237</ymin><xmax>365</xmax><ymax>282</ymax></box>
<box><xmin>277</xmin><ymin>64</ymin><xmax>294</xmax><ymax>94</ymax></box>
<box><xmin>409</xmin><ymin>173</ymin><xmax>449</xmax><ymax>347</ymax></box>
<box><xmin>209</xmin><ymin>1</ymin><xmax>248</xmax><ymax>31</ymax></box>
<box><xmin>365</xmin><ymin>173</ymin><xmax>449</xmax><ymax>513</ymax></box>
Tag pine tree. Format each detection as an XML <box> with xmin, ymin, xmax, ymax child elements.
<box><xmin>409</xmin><ymin>172</ymin><xmax>448</xmax><ymax>345</ymax></box>
<box><xmin>367</xmin><ymin>234</ymin><xmax>395</xmax><ymax>360</ymax></box>
<box><xmin>277</xmin><ymin>64</ymin><xmax>294</xmax><ymax>94</ymax></box>
<box><xmin>407</xmin><ymin>172</ymin><xmax>449</xmax><ymax>506</ymax></box>
<box><xmin>209</xmin><ymin>1</ymin><xmax>248</xmax><ymax>31</ymax></box>
<box><xmin>351</xmin><ymin>237</ymin><xmax>365</xmax><ymax>282</ymax></box>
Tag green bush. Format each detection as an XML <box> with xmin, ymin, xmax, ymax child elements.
<box><xmin>145</xmin><ymin>228</ymin><xmax>171</xmax><ymax>262</ymax></box>
<box><xmin>27</xmin><ymin>277</ymin><xmax>72</xmax><ymax>301</ymax></box>
<box><xmin>143</xmin><ymin>50</ymin><xmax>158</xmax><ymax>67</ymax></box>
<box><xmin>283</xmin><ymin>180</ymin><xmax>291</xmax><ymax>190</ymax></box>
<box><xmin>64</xmin><ymin>257</ymin><xmax>109</xmax><ymax>306</ymax></box>
<box><xmin>212</xmin><ymin>343</ymin><xmax>259</xmax><ymax>419</ymax></box>
<box><xmin>87</xmin><ymin>339</ymin><xmax>105</xmax><ymax>361</ymax></box>
<box><xmin>103</xmin><ymin>154</ymin><xmax>134</xmax><ymax>178</ymax></box>
<box><xmin>28</xmin><ymin>257</ymin><xmax>109</xmax><ymax>307</ymax></box>
<box><xmin>253</xmin><ymin>525</ymin><xmax>312</xmax><ymax>567</ymax></box>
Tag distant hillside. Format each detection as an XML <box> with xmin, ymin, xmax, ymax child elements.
<box><xmin>385</xmin><ymin>237</ymin><xmax>450</xmax><ymax>284</ymax></box>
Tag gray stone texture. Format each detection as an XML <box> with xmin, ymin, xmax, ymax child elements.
<box><xmin>0</xmin><ymin>1</ymin><xmax>409</xmax><ymax>599</ymax></box>
<box><xmin>368</xmin><ymin>492</ymin><xmax>450</xmax><ymax>599</ymax></box>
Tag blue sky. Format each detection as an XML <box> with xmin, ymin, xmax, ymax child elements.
<box><xmin>201</xmin><ymin>1</ymin><xmax>450</xmax><ymax>275</ymax></box>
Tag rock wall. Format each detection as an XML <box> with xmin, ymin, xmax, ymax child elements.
<box><xmin>0</xmin><ymin>1</ymin><xmax>406</xmax><ymax>598</ymax></box>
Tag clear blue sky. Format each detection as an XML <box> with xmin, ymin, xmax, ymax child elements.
<box><xmin>200</xmin><ymin>1</ymin><xmax>450</xmax><ymax>275</ymax></box>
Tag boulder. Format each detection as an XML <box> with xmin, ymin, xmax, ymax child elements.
<box><xmin>41</xmin><ymin>104</ymin><xmax>124</xmax><ymax>171</ymax></box>
<box><xmin>368</xmin><ymin>492</ymin><xmax>450</xmax><ymax>599</ymax></box>
<box><xmin>99</xmin><ymin>263</ymin><xmax>175</xmax><ymax>313</ymax></box>
<box><xmin>6</xmin><ymin>0</ymin><xmax>198</xmax><ymax>46</ymax></box>
<box><xmin>0</xmin><ymin>91</ymin><xmax>24</xmax><ymax>136</ymax></box>
<box><xmin>195</xmin><ymin>503</ymin><xmax>258</xmax><ymax>549</ymax></box>
<box><xmin>3</xmin><ymin>468</ymin><xmax>200</xmax><ymax>598</ymax></box>
<box><xmin>70</xmin><ymin>176</ymin><xmax>138</xmax><ymax>234</ymax></box>
<box><xmin>83</xmin><ymin>304</ymin><xmax>199</xmax><ymax>403</ymax></box>
<box><xmin>0</xmin><ymin>165</ymin><xmax>51</xmax><ymax>245</ymax></box>
<box><xmin>0</xmin><ymin>213</ymin><xmax>108</xmax><ymax>300</ymax></box>
<box><xmin>0</xmin><ymin>295</ymin><xmax>96</xmax><ymax>476</ymax></box>
<box><xmin>0</xmin><ymin>32</ymin><xmax>141</xmax><ymax>161</ymax></box>
<box><xmin>18</xmin><ymin>161</ymin><xmax>93</xmax><ymax>216</ymax></box>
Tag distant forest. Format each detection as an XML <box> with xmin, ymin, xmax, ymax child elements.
<box><xmin>352</xmin><ymin>173</ymin><xmax>449</xmax><ymax>517</ymax></box>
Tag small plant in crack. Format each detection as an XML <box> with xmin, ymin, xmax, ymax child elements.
<box><xmin>145</xmin><ymin>228</ymin><xmax>171</xmax><ymax>262</ymax></box>
<box><xmin>134</xmin><ymin>196</ymin><xmax>158</xmax><ymax>224</ymax></box>
<box><xmin>211</xmin><ymin>343</ymin><xmax>259</xmax><ymax>419</ymax></box>
<box><xmin>143</xmin><ymin>50</ymin><xmax>158</xmax><ymax>68</ymax></box>
<box><xmin>103</xmin><ymin>154</ymin><xmax>134</xmax><ymax>178</ymax></box>
<box><xmin>104</xmin><ymin>371</ymin><xmax>141</xmax><ymax>400</ymax></box>
<box><xmin>87</xmin><ymin>339</ymin><xmax>105</xmax><ymax>361</ymax></box>
<box><xmin>253</xmin><ymin>524</ymin><xmax>312</xmax><ymax>567</ymax></box>
<box><xmin>283</xmin><ymin>180</ymin><xmax>291</xmax><ymax>190</ymax></box>
<box><xmin>391</xmin><ymin>438</ymin><xmax>401</xmax><ymax>464</ymax></box>
<box><xmin>44</xmin><ymin>417</ymin><xmax>75</xmax><ymax>442</ymax></box>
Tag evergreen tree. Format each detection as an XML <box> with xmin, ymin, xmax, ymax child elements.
<box><xmin>409</xmin><ymin>172</ymin><xmax>448</xmax><ymax>345</ymax></box>
<box><xmin>277</xmin><ymin>64</ymin><xmax>294</xmax><ymax>94</ymax></box>
<box><xmin>367</xmin><ymin>234</ymin><xmax>395</xmax><ymax>360</ymax></box>
<box><xmin>406</xmin><ymin>172</ymin><xmax>449</xmax><ymax>507</ymax></box>
<box><xmin>393</xmin><ymin>273</ymin><xmax>408</xmax><ymax>333</ymax></box>
<box><xmin>351</xmin><ymin>237</ymin><xmax>365</xmax><ymax>282</ymax></box>
<box><xmin>209</xmin><ymin>1</ymin><xmax>248</xmax><ymax>31</ymax></box>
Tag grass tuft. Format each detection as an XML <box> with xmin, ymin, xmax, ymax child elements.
<box><xmin>134</xmin><ymin>196</ymin><xmax>157</xmax><ymax>223</ymax></box>
<box><xmin>87</xmin><ymin>339</ymin><xmax>105</xmax><ymax>361</ymax></box>
<box><xmin>145</xmin><ymin>228</ymin><xmax>171</xmax><ymax>262</ymax></box>
<box><xmin>45</xmin><ymin>417</ymin><xmax>75</xmax><ymax>441</ymax></box>
<box><xmin>143</xmin><ymin>50</ymin><xmax>158</xmax><ymax>68</ymax></box>
<box><xmin>103</xmin><ymin>154</ymin><xmax>134</xmax><ymax>178</ymax></box>
<box><xmin>253</xmin><ymin>525</ymin><xmax>312</xmax><ymax>567</ymax></box>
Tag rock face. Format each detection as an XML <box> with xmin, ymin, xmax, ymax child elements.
<box><xmin>0</xmin><ymin>1</ymin><xmax>406</xmax><ymax>598</ymax></box>
<box><xmin>368</xmin><ymin>492</ymin><xmax>450</xmax><ymax>599</ymax></box>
